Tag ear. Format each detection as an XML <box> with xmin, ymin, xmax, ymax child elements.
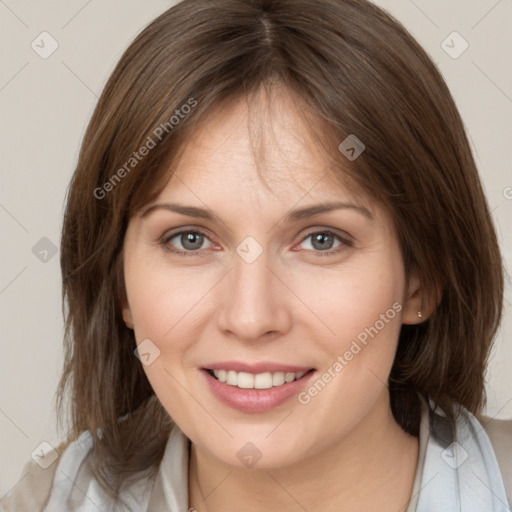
<box><xmin>402</xmin><ymin>275</ymin><xmax>441</xmax><ymax>325</ymax></box>
<box><xmin>115</xmin><ymin>249</ymin><xmax>134</xmax><ymax>330</ymax></box>
<box><xmin>120</xmin><ymin>285</ymin><xmax>134</xmax><ymax>329</ymax></box>
<box><xmin>122</xmin><ymin>305</ymin><xmax>134</xmax><ymax>330</ymax></box>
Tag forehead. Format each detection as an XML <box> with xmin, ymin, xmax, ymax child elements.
<box><xmin>161</xmin><ymin>86</ymin><xmax>365</xmax><ymax>207</ymax></box>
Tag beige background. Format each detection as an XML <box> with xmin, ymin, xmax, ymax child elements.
<box><xmin>1</xmin><ymin>0</ymin><xmax>511</xmax><ymax>499</ymax></box>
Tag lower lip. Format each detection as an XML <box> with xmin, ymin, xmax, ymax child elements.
<box><xmin>202</xmin><ymin>369</ymin><xmax>315</xmax><ymax>413</ymax></box>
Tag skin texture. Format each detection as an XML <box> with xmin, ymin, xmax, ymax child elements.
<box><xmin>122</xmin><ymin>86</ymin><xmax>426</xmax><ymax>511</ymax></box>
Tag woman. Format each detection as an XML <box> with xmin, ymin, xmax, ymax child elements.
<box><xmin>2</xmin><ymin>0</ymin><xmax>511</xmax><ymax>510</ymax></box>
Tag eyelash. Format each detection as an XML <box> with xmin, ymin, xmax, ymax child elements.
<box><xmin>160</xmin><ymin>227</ymin><xmax>353</xmax><ymax>258</ymax></box>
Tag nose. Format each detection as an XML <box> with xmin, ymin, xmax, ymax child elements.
<box><xmin>216</xmin><ymin>246</ymin><xmax>292</xmax><ymax>342</ymax></box>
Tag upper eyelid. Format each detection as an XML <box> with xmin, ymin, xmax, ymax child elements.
<box><xmin>162</xmin><ymin>227</ymin><xmax>213</xmax><ymax>243</ymax></box>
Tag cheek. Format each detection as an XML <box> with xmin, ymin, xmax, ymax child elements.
<box><xmin>124</xmin><ymin>258</ymin><xmax>213</xmax><ymax>426</ymax></box>
<box><xmin>285</xmin><ymin>259</ymin><xmax>404</xmax><ymax>450</ymax></box>
<box><xmin>290</xmin><ymin>253</ymin><xmax>405</xmax><ymax>356</ymax></box>
<box><xmin>125</xmin><ymin>258</ymin><xmax>214</xmax><ymax>343</ymax></box>
<box><xmin>287</xmin><ymin>248</ymin><xmax>405</xmax><ymax>428</ymax></box>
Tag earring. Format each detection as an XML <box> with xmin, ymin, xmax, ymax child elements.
<box><xmin>417</xmin><ymin>311</ymin><xmax>423</xmax><ymax>318</ymax></box>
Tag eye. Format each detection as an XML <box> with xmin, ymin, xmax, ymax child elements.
<box><xmin>160</xmin><ymin>228</ymin><xmax>352</xmax><ymax>257</ymax></box>
<box><xmin>297</xmin><ymin>230</ymin><xmax>352</xmax><ymax>256</ymax></box>
<box><xmin>161</xmin><ymin>229</ymin><xmax>214</xmax><ymax>255</ymax></box>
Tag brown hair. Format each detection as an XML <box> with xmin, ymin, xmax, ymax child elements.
<box><xmin>57</xmin><ymin>0</ymin><xmax>504</xmax><ymax>500</ymax></box>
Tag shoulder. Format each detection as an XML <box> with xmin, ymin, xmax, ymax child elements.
<box><xmin>479</xmin><ymin>414</ymin><xmax>512</xmax><ymax>505</ymax></box>
<box><xmin>0</xmin><ymin>437</ymin><xmax>74</xmax><ymax>512</ymax></box>
<box><xmin>1</xmin><ymin>430</ymin><xmax>163</xmax><ymax>512</ymax></box>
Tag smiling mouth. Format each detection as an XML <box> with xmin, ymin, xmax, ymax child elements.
<box><xmin>205</xmin><ymin>369</ymin><xmax>314</xmax><ymax>389</ymax></box>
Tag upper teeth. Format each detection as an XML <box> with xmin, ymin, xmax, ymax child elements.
<box><xmin>212</xmin><ymin>370</ymin><xmax>307</xmax><ymax>389</ymax></box>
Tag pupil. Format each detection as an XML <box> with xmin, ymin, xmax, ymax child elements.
<box><xmin>182</xmin><ymin>233</ymin><xmax>203</xmax><ymax>250</ymax></box>
<box><xmin>312</xmin><ymin>233</ymin><xmax>333</xmax><ymax>250</ymax></box>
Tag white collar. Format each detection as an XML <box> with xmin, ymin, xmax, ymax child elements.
<box><xmin>413</xmin><ymin>399</ymin><xmax>509</xmax><ymax>511</ymax></box>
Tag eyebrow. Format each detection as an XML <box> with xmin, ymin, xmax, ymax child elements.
<box><xmin>141</xmin><ymin>201</ymin><xmax>374</xmax><ymax>223</ymax></box>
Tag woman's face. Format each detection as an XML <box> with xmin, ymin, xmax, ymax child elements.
<box><xmin>122</xmin><ymin>88</ymin><xmax>421</xmax><ymax>469</ymax></box>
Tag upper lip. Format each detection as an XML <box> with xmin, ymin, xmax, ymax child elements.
<box><xmin>204</xmin><ymin>361</ymin><xmax>314</xmax><ymax>374</ymax></box>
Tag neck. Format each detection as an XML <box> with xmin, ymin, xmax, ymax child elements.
<box><xmin>188</xmin><ymin>390</ymin><xmax>419</xmax><ymax>512</ymax></box>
